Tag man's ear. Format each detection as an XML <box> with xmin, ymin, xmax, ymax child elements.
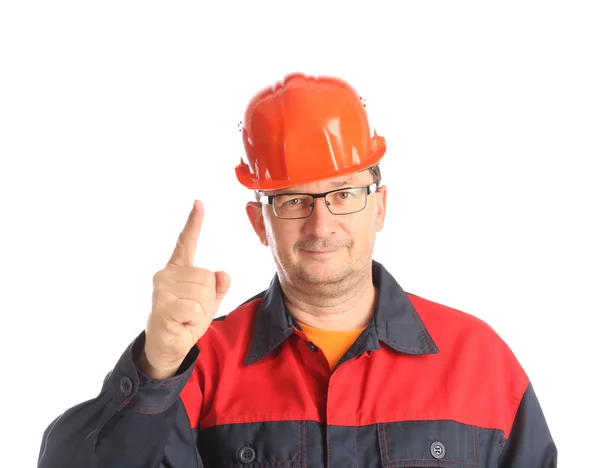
<box><xmin>374</xmin><ymin>185</ymin><xmax>387</xmax><ymax>232</ymax></box>
<box><xmin>246</xmin><ymin>202</ymin><xmax>269</xmax><ymax>246</ymax></box>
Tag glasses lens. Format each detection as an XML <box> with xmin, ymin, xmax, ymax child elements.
<box><xmin>326</xmin><ymin>188</ymin><xmax>367</xmax><ymax>214</ymax></box>
<box><xmin>274</xmin><ymin>194</ymin><xmax>314</xmax><ymax>219</ymax></box>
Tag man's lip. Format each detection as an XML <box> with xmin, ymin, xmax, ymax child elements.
<box><xmin>303</xmin><ymin>249</ymin><xmax>339</xmax><ymax>253</ymax></box>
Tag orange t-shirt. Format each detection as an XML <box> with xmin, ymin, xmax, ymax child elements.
<box><xmin>297</xmin><ymin>321</ymin><xmax>367</xmax><ymax>371</ymax></box>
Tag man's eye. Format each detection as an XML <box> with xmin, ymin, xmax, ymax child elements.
<box><xmin>335</xmin><ymin>191</ymin><xmax>356</xmax><ymax>199</ymax></box>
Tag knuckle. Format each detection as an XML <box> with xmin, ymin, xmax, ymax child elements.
<box><xmin>205</xmin><ymin>270</ymin><xmax>217</xmax><ymax>287</ymax></box>
<box><xmin>187</xmin><ymin>299</ymin><xmax>202</xmax><ymax>315</ymax></box>
<box><xmin>193</xmin><ymin>267</ymin><xmax>215</xmax><ymax>287</ymax></box>
<box><xmin>152</xmin><ymin>270</ymin><xmax>162</xmax><ymax>284</ymax></box>
<box><xmin>170</xmin><ymin>299</ymin><xmax>200</xmax><ymax>321</ymax></box>
<box><xmin>153</xmin><ymin>269</ymin><xmax>169</xmax><ymax>285</ymax></box>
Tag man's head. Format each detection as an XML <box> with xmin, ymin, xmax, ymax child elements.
<box><xmin>245</xmin><ymin>165</ymin><xmax>387</xmax><ymax>297</ymax></box>
<box><xmin>236</xmin><ymin>73</ymin><xmax>388</xmax><ymax>296</ymax></box>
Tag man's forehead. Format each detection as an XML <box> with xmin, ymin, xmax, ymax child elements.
<box><xmin>271</xmin><ymin>172</ymin><xmax>365</xmax><ymax>194</ymax></box>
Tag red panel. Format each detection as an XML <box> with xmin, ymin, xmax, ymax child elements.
<box><xmin>180</xmin><ymin>294</ymin><xmax>529</xmax><ymax>439</ymax></box>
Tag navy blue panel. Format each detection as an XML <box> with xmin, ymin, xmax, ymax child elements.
<box><xmin>498</xmin><ymin>382</ymin><xmax>557</xmax><ymax>467</ymax></box>
<box><xmin>328</xmin><ymin>425</ymin><xmax>381</xmax><ymax>468</ymax></box>
<box><xmin>197</xmin><ymin>419</ymin><xmax>506</xmax><ymax>468</ymax></box>
<box><xmin>377</xmin><ymin>419</ymin><xmax>505</xmax><ymax>468</ymax></box>
<box><xmin>37</xmin><ymin>332</ymin><xmax>198</xmax><ymax>468</ymax></box>
<box><xmin>162</xmin><ymin>400</ymin><xmax>202</xmax><ymax>467</ymax></box>
<box><xmin>198</xmin><ymin>420</ymin><xmax>312</xmax><ymax>468</ymax></box>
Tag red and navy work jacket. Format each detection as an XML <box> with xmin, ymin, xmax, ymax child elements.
<box><xmin>37</xmin><ymin>261</ymin><xmax>557</xmax><ymax>467</ymax></box>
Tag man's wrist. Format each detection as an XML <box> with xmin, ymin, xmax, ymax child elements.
<box><xmin>136</xmin><ymin>348</ymin><xmax>180</xmax><ymax>380</ymax></box>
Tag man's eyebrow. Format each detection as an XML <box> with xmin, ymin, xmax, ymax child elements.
<box><xmin>264</xmin><ymin>179</ymin><xmax>357</xmax><ymax>196</ymax></box>
<box><xmin>329</xmin><ymin>179</ymin><xmax>356</xmax><ymax>188</ymax></box>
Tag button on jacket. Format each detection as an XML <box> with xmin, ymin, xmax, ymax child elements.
<box><xmin>37</xmin><ymin>261</ymin><xmax>557</xmax><ymax>467</ymax></box>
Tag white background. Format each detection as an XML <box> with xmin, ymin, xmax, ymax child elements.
<box><xmin>1</xmin><ymin>1</ymin><xmax>598</xmax><ymax>466</ymax></box>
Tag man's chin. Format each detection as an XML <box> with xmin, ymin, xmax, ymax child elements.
<box><xmin>295</xmin><ymin>262</ymin><xmax>349</xmax><ymax>285</ymax></box>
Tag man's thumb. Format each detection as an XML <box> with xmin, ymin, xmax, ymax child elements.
<box><xmin>214</xmin><ymin>271</ymin><xmax>231</xmax><ymax>303</ymax></box>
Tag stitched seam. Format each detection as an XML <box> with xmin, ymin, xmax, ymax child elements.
<box><xmin>387</xmin><ymin>456</ymin><xmax>477</xmax><ymax>464</ymax></box>
<box><xmin>327</xmin><ymin>426</ymin><xmax>331</xmax><ymax>468</ymax></box>
<box><xmin>386</xmin><ymin>464</ymin><xmax>453</xmax><ymax>468</ymax></box>
<box><xmin>302</xmin><ymin>421</ymin><xmax>307</xmax><ymax>468</ymax></box>
<box><xmin>140</xmin><ymin>373</ymin><xmax>188</xmax><ymax>387</ymax></box>
<box><xmin>383</xmin><ymin>424</ymin><xmax>391</xmax><ymax>463</ymax></box>
<box><xmin>116</xmin><ymin>392</ymin><xmax>135</xmax><ymax>410</ymax></box>
<box><xmin>471</xmin><ymin>426</ymin><xmax>475</xmax><ymax>465</ymax></box>
<box><xmin>475</xmin><ymin>427</ymin><xmax>480</xmax><ymax>466</ymax></box>
<box><xmin>132</xmin><ymin>403</ymin><xmax>172</xmax><ymax>414</ymax></box>
<box><xmin>354</xmin><ymin>426</ymin><xmax>359</xmax><ymax>468</ymax></box>
<box><xmin>225</xmin><ymin>464</ymin><xmax>299</xmax><ymax>467</ymax></box>
<box><xmin>377</xmin><ymin>424</ymin><xmax>386</xmax><ymax>464</ymax></box>
<box><xmin>215</xmin><ymin>413</ymin><xmax>310</xmax><ymax>423</ymax></box>
<box><xmin>114</xmin><ymin>370</ymin><xmax>186</xmax><ymax>410</ymax></box>
<box><xmin>249</xmin><ymin>332</ymin><xmax>290</xmax><ymax>361</ymax></box>
<box><xmin>377</xmin><ymin>289</ymin><xmax>437</xmax><ymax>354</ymax></box>
<box><xmin>472</xmin><ymin>427</ymin><xmax>477</xmax><ymax>466</ymax></box>
<box><xmin>295</xmin><ymin>420</ymin><xmax>300</xmax><ymax>463</ymax></box>
<box><xmin>379</xmin><ymin>337</ymin><xmax>425</xmax><ymax>353</ymax></box>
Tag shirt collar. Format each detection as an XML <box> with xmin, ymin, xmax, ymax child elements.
<box><xmin>244</xmin><ymin>260</ymin><xmax>439</xmax><ymax>365</ymax></box>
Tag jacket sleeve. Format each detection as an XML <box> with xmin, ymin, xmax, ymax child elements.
<box><xmin>37</xmin><ymin>331</ymin><xmax>202</xmax><ymax>468</ymax></box>
<box><xmin>498</xmin><ymin>382</ymin><xmax>558</xmax><ymax>468</ymax></box>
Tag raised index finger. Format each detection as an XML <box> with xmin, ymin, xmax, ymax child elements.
<box><xmin>168</xmin><ymin>200</ymin><xmax>204</xmax><ymax>267</ymax></box>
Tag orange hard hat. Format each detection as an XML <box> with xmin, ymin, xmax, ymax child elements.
<box><xmin>235</xmin><ymin>73</ymin><xmax>386</xmax><ymax>191</ymax></box>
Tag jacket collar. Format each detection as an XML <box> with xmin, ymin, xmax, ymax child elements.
<box><xmin>244</xmin><ymin>260</ymin><xmax>439</xmax><ymax>365</ymax></box>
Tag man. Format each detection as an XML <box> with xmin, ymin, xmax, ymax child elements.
<box><xmin>37</xmin><ymin>73</ymin><xmax>557</xmax><ymax>467</ymax></box>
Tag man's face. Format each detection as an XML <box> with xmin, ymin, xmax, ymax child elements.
<box><xmin>246</xmin><ymin>170</ymin><xmax>387</xmax><ymax>296</ymax></box>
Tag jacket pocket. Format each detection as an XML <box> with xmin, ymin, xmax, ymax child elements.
<box><xmin>198</xmin><ymin>420</ymin><xmax>306</xmax><ymax>468</ymax></box>
<box><xmin>377</xmin><ymin>420</ymin><xmax>482</xmax><ymax>468</ymax></box>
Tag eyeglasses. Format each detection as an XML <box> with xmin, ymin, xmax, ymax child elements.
<box><xmin>258</xmin><ymin>183</ymin><xmax>378</xmax><ymax>220</ymax></box>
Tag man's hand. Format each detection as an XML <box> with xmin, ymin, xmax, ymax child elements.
<box><xmin>140</xmin><ymin>200</ymin><xmax>231</xmax><ymax>379</ymax></box>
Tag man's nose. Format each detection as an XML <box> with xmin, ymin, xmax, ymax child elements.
<box><xmin>303</xmin><ymin>198</ymin><xmax>336</xmax><ymax>236</ymax></box>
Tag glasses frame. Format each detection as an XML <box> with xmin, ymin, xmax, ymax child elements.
<box><xmin>258</xmin><ymin>183</ymin><xmax>378</xmax><ymax>220</ymax></box>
